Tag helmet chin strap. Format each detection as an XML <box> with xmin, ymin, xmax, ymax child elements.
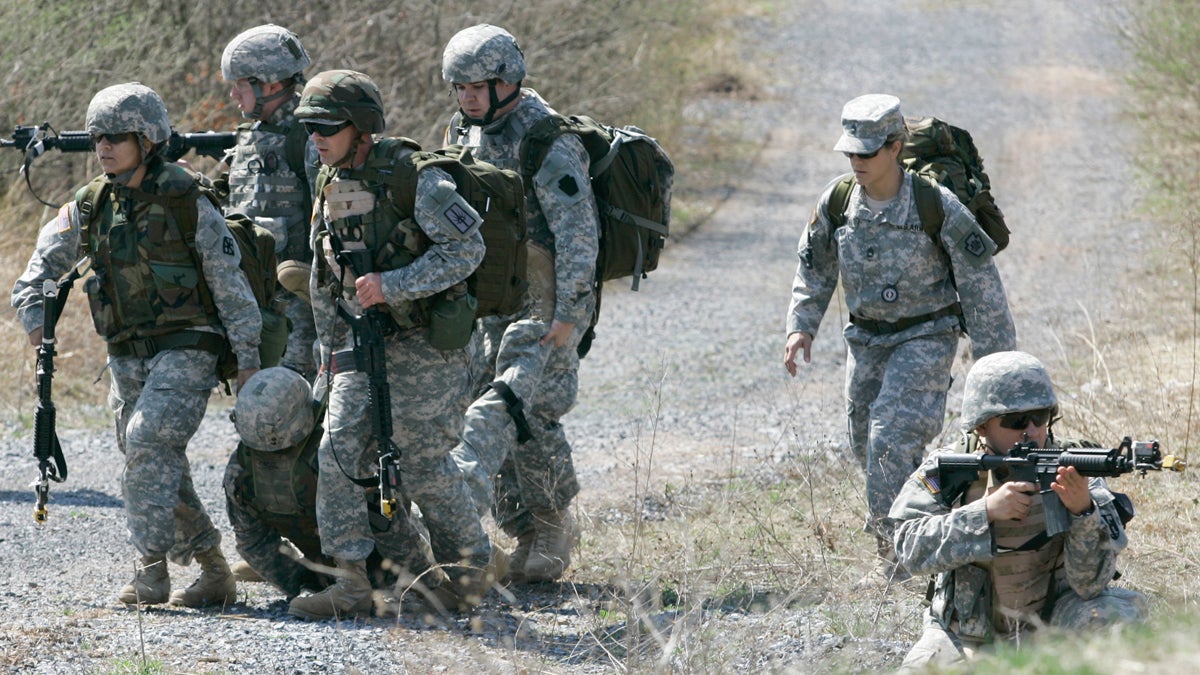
<box><xmin>107</xmin><ymin>136</ymin><xmax>155</xmax><ymax>185</ymax></box>
<box><xmin>459</xmin><ymin>79</ymin><xmax>521</xmax><ymax>126</ymax></box>
<box><xmin>244</xmin><ymin>80</ymin><xmax>294</xmax><ymax>120</ymax></box>
<box><xmin>330</xmin><ymin>131</ymin><xmax>364</xmax><ymax>169</ymax></box>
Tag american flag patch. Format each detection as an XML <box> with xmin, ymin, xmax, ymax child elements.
<box><xmin>919</xmin><ymin>473</ymin><xmax>941</xmax><ymax>495</ymax></box>
<box><xmin>57</xmin><ymin>204</ymin><xmax>72</xmax><ymax>233</ymax></box>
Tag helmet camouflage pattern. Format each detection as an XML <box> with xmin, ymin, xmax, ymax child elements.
<box><xmin>960</xmin><ymin>351</ymin><xmax>1058</xmax><ymax>431</ymax></box>
<box><xmin>295</xmin><ymin>69</ymin><xmax>386</xmax><ymax>134</ymax></box>
<box><xmin>221</xmin><ymin>24</ymin><xmax>311</xmax><ymax>84</ymax></box>
<box><xmin>442</xmin><ymin>24</ymin><xmax>526</xmax><ymax>84</ymax></box>
<box><xmin>233</xmin><ymin>367</ymin><xmax>315</xmax><ymax>452</ymax></box>
<box><xmin>85</xmin><ymin>82</ymin><xmax>171</xmax><ymax>145</ymax></box>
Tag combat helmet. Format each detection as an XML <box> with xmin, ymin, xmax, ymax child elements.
<box><xmin>296</xmin><ymin>69</ymin><xmax>386</xmax><ymax>134</ymax></box>
<box><xmin>960</xmin><ymin>351</ymin><xmax>1058</xmax><ymax>432</ymax></box>
<box><xmin>441</xmin><ymin>24</ymin><xmax>526</xmax><ymax>85</ymax></box>
<box><xmin>233</xmin><ymin>367</ymin><xmax>315</xmax><ymax>452</ymax></box>
<box><xmin>86</xmin><ymin>82</ymin><xmax>171</xmax><ymax>147</ymax></box>
<box><xmin>221</xmin><ymin>24</ymin><xmax>311</xmax><ymax>85</ymax></box>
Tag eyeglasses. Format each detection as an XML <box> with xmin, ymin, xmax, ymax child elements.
<box><xmin>303</xmin><ymin>120</ymin><xmax>353</xmax><ymax>137</ymax></box>
<box><xmin>997</xmin><ymin>408</ymin><xmax>1055</xmax><ymax>430</ymax></box>
<box><xmin>91</xmin><ymin>132</ymin><xmax>135</xmax><ymax>145</ymax></box>
<box><xmin>843</xmin><ymin>147</ymin><xmax>882</xmax><ymax>160</ymax></box>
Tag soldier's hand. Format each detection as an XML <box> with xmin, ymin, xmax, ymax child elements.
<box><xmin>1051</xmin><ymin>465</ymin><xmax>1093</xmax><ymax>516</ymax></box>
<box><xmin>236</xmin><ymin>367</ymin><xmax>259</xmax><ymax>393</ymax></box>
<box><xmin>541</xmin><ymin>320</ymin><xmax>574</xmax><ymax>348</ymax></box>
<box><xmin>27</xmin><ymin>327</ymin><xmax>43</xmax><ymax>347</ymax></box>
<box><xmin>354</xmin><ymin>273</ymin><xmax>384</xmax><ymax>308</ymax></box>
<box><xmin>784</xmin><ymin>331</ymin><xmax>813</xmax><ymax>377</ymax></box>
<box><xmin>985</xmin><ymin>480</ymin><xmax>1036</xmax><ymax>522</ymax></box>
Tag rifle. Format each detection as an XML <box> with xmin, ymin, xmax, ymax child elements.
<box><xmin>3</xmin><ymin>123</ymin><xmax>236</xmax><ymax>206</ymax></box>
<box><xmin>329</xmin><ymin>238</ymin><xmax>403</xmax><ymax>520</ymax></box>
<box><xmin>31</xmin><ymin>259</ymin><xmax>89</xmax><ymax>523</ymax></box>
<box><xmin>938</xmin><ymin>437</ymin><xmax>1186</xmax><ymax>537</ymax></box>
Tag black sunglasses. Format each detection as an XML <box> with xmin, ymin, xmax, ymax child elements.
<box><xmin>303</xmin><ymin>120</ymin><xmax>353</xmax><ymax>137</ymax></box>
<box><xmin>90</xmin><ymin>132</ymin><xmax>136</xmax><ymax>145</ymax></box>
<box><xmin>997</xmin><ymin>408</ymin><xmax>1055</xmax><ymax>430</ymax></box>
<box><xmin>843</xmin><ymin>147</ymin><xmax>882</xmax><ymax>160</ymax></box>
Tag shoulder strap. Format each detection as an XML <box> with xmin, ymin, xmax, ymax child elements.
<box><xmin>912</xmin><ymin>173</ymin><xmax>946</xmax><ymax>244</ymax></box>
<box><xmin>826</xmin><ymin>176</ymin><xmax>855</xmax><ymax>230</ymax></box>
<box><xmin>76</xmin><ymin>177</ymin><xmax>112</xmax><ymax>257</ymax></box>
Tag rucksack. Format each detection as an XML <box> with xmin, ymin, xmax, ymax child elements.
<box><xmin>76</xmin><ymin>175</ymin><xmax>289</xmax><ymax>387</ymax></box>
<box><xmin>827</xmin><ymin>116</ymin><xmax>1009</xmax><ymax>253</ymax></box>
<box><xmin>519</xmin><ymin>114</ymin><xmax>674</xmax><ymax>292</ymax></box>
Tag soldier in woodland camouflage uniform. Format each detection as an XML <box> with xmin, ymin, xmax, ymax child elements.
<box><xmin>11</xmin><ymin>83</ymin><xmax>261</xmax><ymax>608</ymax></box>
<box><xmin>890</xmin><ymin>351</ymin><xmax>1146</xmax><ymax>670</ymax></box>
<box><xmin>220</xmin><ymin>24</ymin><xmax>320</xmax><ymax>380</ymax></box>
<box><xmin>783</xmin><ymin>94</ymin><xmax>1016</xmax><ymax>582</ymax></box>
<box><xmin>442</xmin><ymin>24</ymin><xmax>598</xmax><ymax>583</ymax></box>
<box><xmin>223</xmin><ymin>367</ymin><xmax>434</xmax><ymax>599</ymax></box>
<box><xmin>288</xmin><ymin>70</ymin><xmax>493</xmax><ymax>619</ymax></box>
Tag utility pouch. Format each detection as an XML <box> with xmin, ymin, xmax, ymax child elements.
<box><xmin>83</xmin><ymin>274</ymin><xmax>119</xmax><ymax>339</ymax></box>
<box><xmin>953</xmin><ymin>564</ymin><xmax>995</xmax><ymax>642</ymax></box>
<box><xmin>427</xmin><ymin>289</ymin><xmax>477</xmax><ymax>351</ymax></box>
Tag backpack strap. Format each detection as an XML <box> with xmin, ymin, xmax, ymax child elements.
<box><xmin>825</xmin><ymin>175</ymin><xmax>855</xmax><ymax>230</ymax></box>
<box><xmin>827</xmin><ymin>173</ymin><xmax>945</xmax><ymax>248</ymax></box>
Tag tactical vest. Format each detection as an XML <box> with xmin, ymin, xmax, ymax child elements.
<box><xmin>233</xmin><ymin>429</ymin><xmax>323</xmax><ymax>561</ymax></box>
<box><xmin>226</xmin><ymin>118</ymin><xmax>312</xmax><ymax>262</ymax></box>
<box><xmin>314</xmin><ymin>138</ymin><xmax>434</xmax><ymax>330</ymax></box>
<box><xmin>76</xmin><ymin>163</ymin><xmax>218</xmax><ymax>343</ymax></box>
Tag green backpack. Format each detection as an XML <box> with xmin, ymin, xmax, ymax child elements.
<box><xmin>77</xmin><ymin>176</ymin><xmax>289</xmax><ymax>387</ymax></box>
<box><xmin>827</xmin><ymin>116</ymin><xmax>1009</xmax><ymax>253</ymax></box>
<box><xmin>519</xmin><ymin>114</ymin><xmax>674</xmax><ymax>292</ymax></box>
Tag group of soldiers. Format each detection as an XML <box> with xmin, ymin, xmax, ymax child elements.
<box><xmin>783</xmin><ymin>94</ymin><xmax>1149</xmax><ymax>668</ymax></box>
<box><xmin>11</xmin><ymin>23</ymin><xmax>597</xmax><ymax>620</ymax></box>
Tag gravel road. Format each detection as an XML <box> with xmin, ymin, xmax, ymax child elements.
<box><xmin>0</xmin><ymin>2</ymin><xmax>1147</xmax><ymax>672</ymax></box>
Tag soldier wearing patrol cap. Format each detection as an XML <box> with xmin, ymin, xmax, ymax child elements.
<box><xmin>440</xmin><ymin>24</ymin><xmax>599</xmax><ymax>584</ymax></box>
<box><xmin>783</xmin><ymin>94</ymin><xmax>1017</xmax><ymax>584</ymax></box>
<box><xmin>220</xmin><ymin>24</ymin><xmax>321</xmax><ymax>380</ymax></box>
<box><xmin>288</xmin><ymin>70</ymin><xmax>495</xmax><ymax>619</ymax></box>
<box><xmin>889</xmin><ymin>351</ymin><xmax>1146</xmax><ymax>670</ymax></box>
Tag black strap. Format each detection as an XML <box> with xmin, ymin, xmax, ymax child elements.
<box><xmin>329</xmin><ymin>349</ymin><xmax>358</xmax><ymax>374</ymax></box>
<box><xmin>849</xmin><ymin>302</ymin><xmax>962</xmax><ymax>335</ymax></box>
<box><xmin>488</xmin><ymin>380</ymin><xmax>534</xmax><ymax>444</ymax></box>
<box><xmin>107</xmin><ymin>330</ymin><xmax>226</xmax><ymax>359</ymax></box>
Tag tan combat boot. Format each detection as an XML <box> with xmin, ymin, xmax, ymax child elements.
<box><xmin>428</xmin><ymin>547</ymin><xmax>507</xmax><ymax>613</ymax></box>
<box><xmin>288</xmin><ymin>558</ymin><xmax>372</xmax><ymax>620</ymax></box>
<box><xmin>169</xmin><ymin>546</ymin><xmax>238</xmax><ymax>608</ymax></box>
<box><xmin>504</xmin><ymin>530</ymin><xmax>536</xmax><ymax>584</ymax></box>
<box><xmin>524</xmin><ymin>508</ymin><xmax>578</xmax><ymax>582</ymax></box>
<box><xmin>231</xmin><ymin>560</ymin><xmax>264</xmax><ymax>583</ymax></box>
<box><xmin>853</xmin><ymin>537</ymin><xmax>911</xmax><ymax>591</ymax></box>
<box><xmin>118</xmin><ymin>555</ymin><xmax>170</xmax><ymax>605</ymax></box>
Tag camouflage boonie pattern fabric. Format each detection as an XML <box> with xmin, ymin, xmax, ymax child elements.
<box><xmin>833</xmin><ymin>93</ymin><xmax>905</xmax><ymax>155</ymax></box>
<box><xmin>890</xmin><ymin>442</ymin><xmax>1144</xmax><ymax>670</ymax></box>
<box><xmin>442</xmin><ymin>24</ymin><xmax>526</xmax><ymax>84</ymax></box>
<box><xmin>959</xmin><ymin>351</ymin><xmax>1058</xmax><ymax>431</ymax></box>
<box><xmin>86</xmin><ymin>82</ymin><xmax>171</xmax><ymax>144</ymax></box>
<box><xmin>221</xmin><ymin>24</ymin><xmax>311</xmax><ymax>84</ymax></box>
<box><xmin>444</xmin><ymin>89</ymin><xmax>596</xmax><ymax>533</ymax></box>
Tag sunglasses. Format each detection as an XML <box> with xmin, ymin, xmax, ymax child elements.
<box><xmin>997</xmin><ymin>408</ymin><xmax>1055</xmax><ymax>430</ymax></box>
<box><xmin>91</xmin><ymin>132</ymin><xmax>136</xmax><ymax>145</ymax></box>
<box><xmin>843</xmin><ymin>147</ymin><xmax>882</xmax><ymax>160</ymax></box>
<box><xmin>303</xmin><ymin>120</ymin><xmax>353</xmax><ymax>137</ymax></box>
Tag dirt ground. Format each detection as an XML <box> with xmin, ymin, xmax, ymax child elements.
<box><xmin>0</xmin><ymin>1</ymin><xmax>1151</xmax><ymax>673</ymax></box>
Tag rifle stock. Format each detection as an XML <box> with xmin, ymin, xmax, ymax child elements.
<box><xmin>938</xmin><ymin>437</ymin><xmax>1185</xmax><ymax>537</ymax></box>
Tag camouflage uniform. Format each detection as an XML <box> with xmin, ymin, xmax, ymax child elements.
<box><xmin>786</xmin><ymin>95</ymin><xmax>1016</xmax><ymax>543</ymax></box>
<box><xmin>12</xmin><ymin>166</ymin><xmax>261</xmax><ymax>564</ymax></box>
<box><xmin>443</xmin><ymin>27</ymin><xmax>597</xmax><ymax>568</ymax></box>
<box><xmin>222</xmin><ymin>24</ymin><xmax>320</xmax><ymax>378</ymax></box>
<box><xmin>889</xmin><ymin>351</ymin><xmax>1146</xmax><ymax>669</ymax></box>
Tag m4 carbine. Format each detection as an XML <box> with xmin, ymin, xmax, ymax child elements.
<box><xmin>937</xmin><ymin>437</ymin><xmax>1185</xmax><ymax>537</ymax></box>
<box><xmin>2</xmin><ymin>123</ymin><xmax>235</xmax><ymax>161</ymax></box>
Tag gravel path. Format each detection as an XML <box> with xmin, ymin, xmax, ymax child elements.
<box><xmin>0</xmin><ymin>2</ymin><xmax>1145</xmax><ymax>672</ymax></box>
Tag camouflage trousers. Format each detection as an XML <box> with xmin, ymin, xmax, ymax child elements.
<box><xmin>844</xmin><ymin>327</ymin><xmax>957</xmax><ymax>543</ymax></box>
<box><xmin>452</xmin><ymin>301</ymin><xmax>588</xmax><ymax>538</ymax></box>
<box><xmin>900</xmin><ymin>586</ymin><xmax>1147</xmax><ymax>671</ymax></box>
<box><xmin>316</xmin><ymin>332</ymin><xmax>489</xmax><ymax>573</ymax></box>
<box><xmin>279</xmin><ymin>290</ymin><xmax>317</xmax><ymax>379</ymax></box>
<box><xmin>109</xmin><ymin>347</ymin><xmax>222</xmax><ymax>564</ymax></box>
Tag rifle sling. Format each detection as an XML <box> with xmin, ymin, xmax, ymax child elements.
<box><xmin>488</xmin><ymin>380</ymin><xmax>534</xmax><ymax>444</ymax></box>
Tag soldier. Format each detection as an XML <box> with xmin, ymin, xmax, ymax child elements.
<box><xmin>220</xmin><ymin>24</ymin><xmax>320</xmax><ymax>380</ymax></box>
<box><xmin>11</xmin><ymin>83</ymin><xmax>262</xmax><ymax>608</ymax></box>
<box><xmin>442</xmin><ymin>24</ymin><xmax>599</xmax><ymax>583</ymax></box>
<box><xmin>288</xmin><ymin>70</ymin><xmax>493</xmax><ymax>618</ymax></box>
<box><xmin>224</xmin><ymin>367</ymin><xmax>434</xmax><ymax>599</ymax></box>
<box><xmin>783</xmin><ymin>94</ymin><xmax>1016</xmax><ymax>583</ymax></box>
<box><xmin>890</xmin><ymin>351</ymin><xmax>1146</xmax><ymax>669</ymax></box>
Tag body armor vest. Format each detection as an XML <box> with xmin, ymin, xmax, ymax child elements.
<box><xmin>227</xmin><ymin>117</ymin><xmax>312</xmax><ymax>262</ymax></box>
<box><xmin>234</xmin><ymin>429</ymin><xmax>323</xmax><ymax>560</ymax></box>
<box><xmin>314</xmin><ymin>138</ymin><xmax>431</xmax><ymax>329</ymax></box>
<box><xmin>77</xmin><ymin>162</ymin><xmax>217</xmax><ymax>343</ymax></box>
